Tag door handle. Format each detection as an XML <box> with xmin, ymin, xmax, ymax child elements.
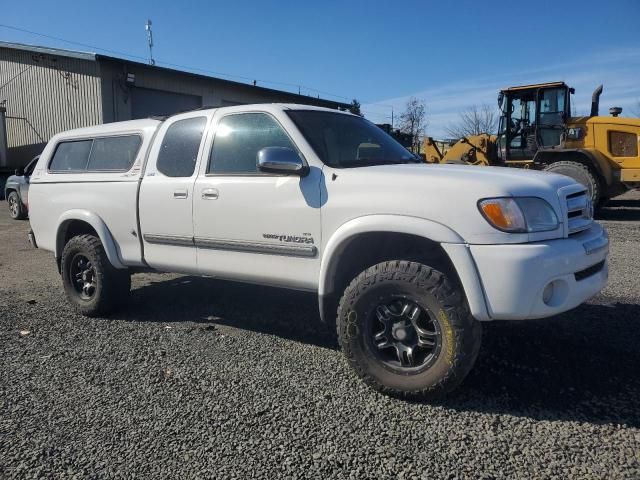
<box><xmin>202</xmin><ymin>188</ymin><xmax>219</xmax><ymax>200</ymax></box>
<box><xmin>173</xmin><ymin>189</ymin><xmax>188</xmax><ymax>199</ymax></box>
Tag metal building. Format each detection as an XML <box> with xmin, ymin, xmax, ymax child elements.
<box><xmin>0</xmin><ymin>41</ymin><xmax>350</xmax><ymax>170</ymax></box>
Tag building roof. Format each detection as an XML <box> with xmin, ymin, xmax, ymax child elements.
<box><xmin>0</xmin><ymin>40</ymin><xmax>97</xmax><ymax>61</ymax></box>
<box><xmin>0</xmin><ymin>40</ymin><xmax>351</xmax><ymax>110</ymax></box>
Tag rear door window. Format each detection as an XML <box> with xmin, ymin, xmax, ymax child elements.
<box><xmin>24</xmin><ymin>156</ymin><xmax>39</xmax><ymax>176</ymax></box>
<box><xmin>86</xmin><ymin>136</ymin><xmax>142</xmax><ymax>171</ymax></box>
<box><xmin>49</xmin><ymin>140</ymin><xmax>93</xmax><ymax>171</ymax></box>
<box><xmin>156</xmin><ymin>117</ymin><xmax>207</xmax><ymax>177</ymax></box>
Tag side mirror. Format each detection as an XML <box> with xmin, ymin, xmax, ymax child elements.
<box><xmin>257</xmin><ymin>147</ymin><xmax>308</xmax><ymax>176</ymax></box>
<box><xmin>15</xmin><ymin>167</ymin><xmax>25</xmax><ymax>176</ymax></box>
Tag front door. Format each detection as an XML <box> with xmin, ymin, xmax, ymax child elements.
<box><xmin>20</xmin><ymin>156</ymin><xmax>38</xmax><ymax>207</ymax></box>
<box><xmin>193</xmin><ymin>110</ymin><xmax>322</xmax><ymax>290</ymax></box>
<box><xmin>139</xmin><ymin>114</ymin><xmax>209</xmax><ymax>273</ymax></box>
<box><xmin>537</xmin><ymin>87</ymin><xmax>567</xmax><ymax>149</ymax></box>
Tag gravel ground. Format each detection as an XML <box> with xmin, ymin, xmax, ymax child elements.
<box><xmin>1</xmin><ymin>191</ymin><xmax>640</xmax><ymax>479</ymax></box>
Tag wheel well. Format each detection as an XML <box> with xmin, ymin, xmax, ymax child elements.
<box><xmin>325</xmin><ymin>232</ymin><xmax>459</xmax><ymax>299</ymax></box>
<box><xmin>319</xmin><ymin>232</ymin><xmax>462</xmax><ymax>324</ymax></box>
<box><xmin>56</xmin><ymin>220</ymin><xmax>99</xmax><ymax>271</ymax></box>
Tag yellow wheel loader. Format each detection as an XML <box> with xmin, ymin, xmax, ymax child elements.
<box><xmin>424</xmin><ymin>82</ymin><xmax>640</xmax><ymax>206</ymax></box>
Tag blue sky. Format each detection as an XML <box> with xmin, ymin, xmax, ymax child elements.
<box><xmin>2</xmin><ymin>0</ymin><xmax>639</xmax><ymax>136</ymax></box>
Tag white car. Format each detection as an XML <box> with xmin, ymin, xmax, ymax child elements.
<box><xmin>27</xmin><ymin>104</ymin><xmax>609</xmax><ymax>398</ymax></box>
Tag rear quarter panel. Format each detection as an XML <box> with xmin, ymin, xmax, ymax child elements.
<box><xmin>29</xmin><ymin>122</ymin><xmax>159</xmax><ymax>266</ymax></box>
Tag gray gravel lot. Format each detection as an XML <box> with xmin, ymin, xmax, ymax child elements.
<box><xmin>1</xmin><ymin>191</ymin><xmax>640</xmax><ymax>479</ymax></box>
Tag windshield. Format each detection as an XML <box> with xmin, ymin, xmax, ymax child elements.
<box><xmin>286</xmin><ymin>110</ymin><xmax>419</xmax><ymax>168</ymax></box>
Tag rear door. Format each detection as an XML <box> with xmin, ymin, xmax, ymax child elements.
<box><xmin>139</xmin><ymin>112</ymin><xmax>210</xmax><ymax>273</ymax></box>
<box><xmin>537</xmin><ymin>87</ymin><xmax>568</xmax><ymax>149</ymax></box>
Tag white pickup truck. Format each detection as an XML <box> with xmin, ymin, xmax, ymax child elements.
<box><xmin>28</xmin><ymin>104</ymin><xmax>609</xmax><ymax>398</ymax></box>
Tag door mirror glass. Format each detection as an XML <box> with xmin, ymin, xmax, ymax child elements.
<box><xmin>257</xmin><ymin>147</ymin><xmax>307</xmax><ymax>176</ymax></box>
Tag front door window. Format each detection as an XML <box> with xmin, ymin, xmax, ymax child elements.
<box><xmin>506</xmin><ymin>95</ymin><xmax>537</xmax><ymax>160</ymax></box>
<box><xmin>537</xmin><ymin>88</ymin><xmax>567</xmax><ymax>148</ymax></box>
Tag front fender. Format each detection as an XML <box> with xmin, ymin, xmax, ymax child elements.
<box><xmin>55</xmin><ymin>210</ymin><xmax>126</xmax><ymax>269</ymax></box>
<box><xmin>318</xmin><ymin>214</ymin><xmax>464</xmax><ymax>297</ymax></box>
<box><xmin>4</xmin><ymin>180</ymin><xmax>20</xmax><ymax>200</ymax></box>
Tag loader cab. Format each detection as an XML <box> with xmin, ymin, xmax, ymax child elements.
<box><xmin>496</xmin><ymin>82</ymin><xmax>572</xmax><ymax>164</ymax></box>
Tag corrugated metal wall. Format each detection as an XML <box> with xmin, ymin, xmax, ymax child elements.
<box><xmin>0</xmin><ymin>47</ymin><xmax>102</xmax><ymax>167</ymax></box>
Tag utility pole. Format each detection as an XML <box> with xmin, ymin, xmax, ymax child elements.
<box><xmin>145</xmin><ymin>20</ymin><xmax>155</xmax><ymax>65</ymax></box>
<box><xmin>391</xmin><ymin>106</ymin><xmax>394</xmax><ymax>129</ymax></box>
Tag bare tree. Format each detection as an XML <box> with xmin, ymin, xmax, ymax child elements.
<box><xmin>445</xmin><ymin>104</ymin><xmax>498</xmax><ymax>139</ymax></box>
<box><xmin>398</xmin><ymin>97</ymin><xmax>427</xmax><ymax>153</ymax></box>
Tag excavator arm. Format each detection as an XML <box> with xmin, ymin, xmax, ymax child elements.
<box><xmin>423</xmin><ymin>134</ymin><xmax>498</xmax><ymax>166</ymax></box>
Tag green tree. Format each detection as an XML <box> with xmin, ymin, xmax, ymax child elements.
<box><xmin>349</xmin><ymin>99</ymin><xmax>363</xmax><ymax>116</ymax></box>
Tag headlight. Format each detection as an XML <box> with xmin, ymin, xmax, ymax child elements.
<box><xmin>566</xmin><ymin>127</ymin><xmax>584</xmax><ymax>140</ymax></box>
<box><xmin>478</xmin><ymin>197</ymin><xmax>559</xmax><ymax>233</ymax></box>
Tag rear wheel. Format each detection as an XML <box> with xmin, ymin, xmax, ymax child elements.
<box><xmin>7</xmin><ymin>191</ymin><xmax>27</xmax><ymax>220</ymax></box>
<box><xmin>61</xmin><ymin>234</ymin><xmax>130</xmax><ymax>317</ymax></box>
<box><xmin>337</xmin><ymin>261</ymin><xmax>482</xmax><ymax>399</ymax></box>
<box><xmin>543</xmin><ymin>161</ymin><xmax>601</xmax><ymax>206</ymax></box>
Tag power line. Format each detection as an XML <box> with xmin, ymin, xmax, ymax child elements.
<box><xmin>0</xmin><ymin>23</ymin><xmax>401</xmax><ymax>114</ymax></box>
<box><xmin>0</xmin><ymin>23</ymin><xmax>357</xmax><ymax>102</ymax></box>
<box><xmin>0</xmin><ymin>23</ymin><xmax>148</xmax><ymax>62</ymax></box>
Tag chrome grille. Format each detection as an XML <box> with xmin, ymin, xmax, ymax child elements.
<box><xmin>566</xmin><ymin>190</ymin><xmax>593</xmax><ymax>235</ymax></box>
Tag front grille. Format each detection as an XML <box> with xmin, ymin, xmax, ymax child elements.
<box><xmin>565</xmin><ymin>189</ymin><xmax>593</xmax><ymax>236</ymax></box>
<box><xmin>575</xmin><ymin>260</ymin><xmax>605</xmax><ymax>281</ymax></box>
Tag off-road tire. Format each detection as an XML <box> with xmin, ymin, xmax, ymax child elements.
<box><xmin>7</xmin><ymin>191</ymin><xmax>27</xmax><ymax>220</ymax></box>
<box><xmin>543</xmin><ymin>161</ymin><xmax>601</xmax><ymax>206</ymax></box>
<box><xmin>337</xmin><ymin>261</ymin><xmax>482</xmax><ymax>399</ymax></box>
<box><xmin>61</xmin><ymin>234</ymin><xmax>130</xmax><ymax>317</ymax></box>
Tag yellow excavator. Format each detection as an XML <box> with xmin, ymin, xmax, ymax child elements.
<box><xmin>424</xmin><ymin>82</ymin><xmax>640</xmax><ymax>205</ymax></box>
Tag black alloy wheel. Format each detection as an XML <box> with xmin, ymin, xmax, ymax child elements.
<box><xmin>69</xmin><ymin>253</ymin><xmax>97</xmax><ymax>300</ymax></box>
<box><xmin>367</xmin><ymin>298</ymin><xmax>442</xmax><ymax>373</ymax></box>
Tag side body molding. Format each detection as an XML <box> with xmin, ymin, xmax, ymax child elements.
<box><xmin>55</xmin><ymin>210</ymin><xmax>126</xmax><ymax>269</ymax></box>
<box><xmin>318</xmin><ymin>214</ymin><xmax>465</xmax><ymax>297</ymax></box>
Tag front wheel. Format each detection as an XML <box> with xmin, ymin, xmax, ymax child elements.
<box><xmin>337</xmin><ymin>261</ymin><xmax>481</xmax><ymax>399</ymax></box>
<box><xmin>61</xmin><ymin>234</ymin><xmax>130</xmax><ymax>317</ymax></box>
<box><xmin>7</xmin><ymin>191</ymin><xmax>27</xmax><ymax>220</ymax></box>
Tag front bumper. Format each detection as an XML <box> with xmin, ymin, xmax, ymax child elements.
<box><xmin>470</xmin><ymin>223</ymin><xmax>609</xmax><ymax>320</ymax></box>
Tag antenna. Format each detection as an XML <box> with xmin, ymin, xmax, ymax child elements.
<box><xmin>145</xmin><ymin>19</ymin><xmax>155</xmax><ymax>65</ymax></box>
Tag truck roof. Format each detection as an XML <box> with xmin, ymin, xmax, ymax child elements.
<box><xmin>51</xmin><ymin>104</ymin><xmax>352</xmax><ymax>141</ymax></box>
<box><xmin>277</xmin><ymin>103</ymin><xmax>354</xmax><ymax>114</ymax></box>
<box><xmin>179</xmin><ymin>103</ymin><xmax>352</xmax><ymax>115</ymax></box>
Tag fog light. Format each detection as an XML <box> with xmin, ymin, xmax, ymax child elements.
<box><xmin>542</xmin><ymin>283</ymin><xmax>554</xmax><ymax>305</ymax></box>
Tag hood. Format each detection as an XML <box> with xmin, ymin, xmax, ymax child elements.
<box><xmin>5</xmin><ymin>174</ymin><xmax>23</xmax><ymax>184</ymax></box>
<box><xmin>571</xmin><ymin>116</ymin><xmax>640</xmax><ymax>128</ymax></box>
<box><xmin>324</xmin><ymin>163</ymin><xmax>580</xmax><ymax>244</ymax></box>
<box><xmin>334</xmin><ymin>163</ymin><xmax>575</xmax><ymax>203</ymax></box>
